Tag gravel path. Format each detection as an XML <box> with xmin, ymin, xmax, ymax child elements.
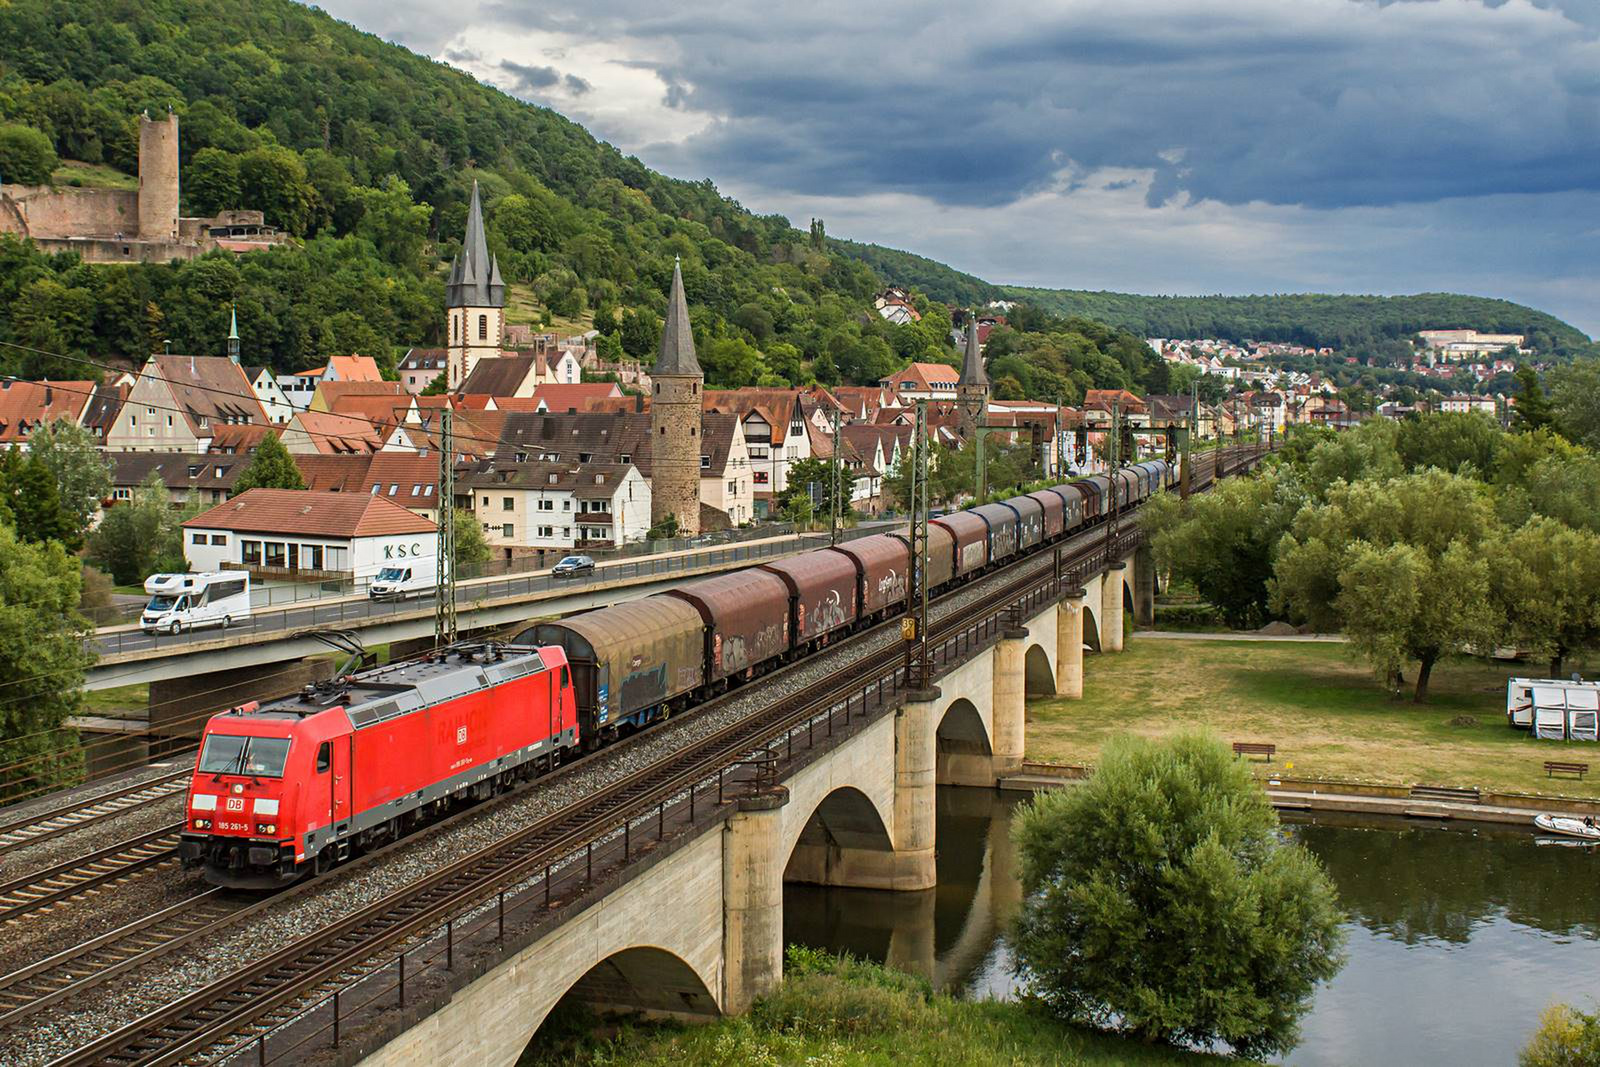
<box><xmin>0</xmin><ymin>552</ymin><xmax>1052</xmax><ymax>1064</ymax></box>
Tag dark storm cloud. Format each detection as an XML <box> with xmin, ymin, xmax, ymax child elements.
<box><xmin>499</xmin><ymin>60</ymin><xmax>561</xmax><ymax>92</ymax></box>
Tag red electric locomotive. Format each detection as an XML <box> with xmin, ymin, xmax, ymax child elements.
<box><xmin>180</xmin><ymin>643</ymin><xmax>577</xmax><ymax>887</ymax></box>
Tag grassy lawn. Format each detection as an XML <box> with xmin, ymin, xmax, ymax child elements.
<box><xmin>80</xmin><ymin>683</ymin><xmax>148</xmax><ymax>718</ymax></box>
<box><xmin>1028</xmin><ymin>639</ymin><xmax>1600</xmax><ymax>799</ymax></box>
<box><xmin>52</xmin><ymin>159</ymin><xmax>137</xmax><ymax>189</ymax></box>
<box><xmin>523</xmin><ymin>952</ymin><xmax>1227</xmax><ymax>1066</ymax></box>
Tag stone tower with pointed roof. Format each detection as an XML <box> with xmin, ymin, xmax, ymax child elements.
<box><xmin>650</xmin><ymin>259</ymin><xmax>704</xmax><ymax>536</ymax></box>
<box><xmin>445</xmin><ymin>181</ymin><xmax>507</xmax><ymax>391</ymax></box>
<box><xmin>957</xmin><ymin>313</ymin><xmax>989</xmax><ymax>433</ymax></box>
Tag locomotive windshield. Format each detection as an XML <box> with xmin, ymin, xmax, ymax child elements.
<box><xmin>198</xmin><ymin>734</ymin><xmax>291</xmax><ymax>777</ymax></box>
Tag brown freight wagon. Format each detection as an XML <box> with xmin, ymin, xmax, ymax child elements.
<box><xmin>890</xmin><ymin>521</ymin><xmax>956</xmax><ymax>592</ymax></box>
<box><xmin>828</xmin><ymin>534</ymin><xmax>909</xmax><ymax>619</ymax></box>
<box><xmin>760</xmin><ymin>550</ymin><xmax>859</xmax><ymax>647</ymax></box>
<box><xmin>664</xmin><ymin>570</ymin><xmax>791</xmax><ymax>683</ymax></box>
<box><xmin>1004</xmin><ymin>495</ymin><xmax>1045</xmax><ymax>551</ymax></box>
<box><xmin>933</xmin><ymin>512</ymin><xmax>990</xmax><ymax>578</ymax></box>
<box><xmin>1026</xmin><ymin>488</ymin><xmax>1065</xmax><ymax>540</ymax></box>
<box><xmin>520</xmin><ymin>596</ymin><xmax>703</xmax><ymax>735</ymax></box>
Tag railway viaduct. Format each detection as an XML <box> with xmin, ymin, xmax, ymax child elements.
<box><xmin>352</xmin><ymin>545</ymin><xmax>1149</xmax><ymax>1067</ymax></box>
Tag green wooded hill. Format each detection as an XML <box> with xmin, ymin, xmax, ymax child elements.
<box><xmin>0</xmin><ymin>0</ymin><xmax>1584</xmax><ymax>394</ymax></box>
<box><xmin>998</xmin><ymin>287</ymin><xmax>1591</xmax><ymax>353</ymax></box>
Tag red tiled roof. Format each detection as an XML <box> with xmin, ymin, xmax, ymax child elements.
<box><xmin>208</xmin><ymin>423</ymin><xmax>272</xmax><ymax>453</ymax></box>
<box><xmin>0</xmin><ymin>379</ymin><xmax>95</xmax><ymax>443</ymax></box>
<box><xmin>292</xmin><ymin>454</ymin><xmax>376</xmax><ymax>493</ymax></box>
<box><xmin>183</xmin><ymin>488</ymin><xmax>436</xmax><ymax>538</ymax></box>
<box><xmin>288</xmin><ymin>410</ymin><xmax>384</xmax><ymax>454</ymax></box>
<box><xmin>531</xmin><ymin>383</ymin><xmax>625</xmax><ymax>411</ymax></box>
<box><xmin>325</xmin><ymin>355</ymin><xmax>385</xmax><ymax>382</ymax></box>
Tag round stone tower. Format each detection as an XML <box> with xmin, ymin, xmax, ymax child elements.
<box><xmin>650</xmin><ymin>258</ymin><xmax>704</xmax><ymax>536</ymax></box>
<box><xmin>138</xmin><ymin>110</ymin><xmax>180</xmax><ymax>241</ymax></box>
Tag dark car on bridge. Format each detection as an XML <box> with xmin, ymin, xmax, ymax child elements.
<box><xmin>551</xmin><ymin>555</ymin><xmax>596</xmax><ymax>578</ymax></box>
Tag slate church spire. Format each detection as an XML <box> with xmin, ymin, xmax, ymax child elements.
<box><xmin>445</xmin><ymin>180</ymin><xmax>507</xmax><ymax>390</ymax></box>
<box><xmin>957</xmin><ymin>311</ymin><xmax>989</xmax><ymax>431</ymax></box>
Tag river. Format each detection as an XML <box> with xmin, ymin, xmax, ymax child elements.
<box><xmin>783</xmin><ymin>788</ymin><xmax>1600</xmax><ymax>1066</ymax></box>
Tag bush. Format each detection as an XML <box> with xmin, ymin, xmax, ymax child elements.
<box><xmin>1011</xmin><ymin>733</ymin><xmax>1346</xmax><ymax>1058</ymax></box>
<box><xmin>1521</xmin><ymin>1003</ymin><xmax>1600</xmax><ymax>1067</ymax></box>
<box><xmin>757</xmin><ymin>947</ymin><xmax>935</xmax><ymax>1038</ymax></box>
<box><xmin>1153</xmin><ymin>604</ymin><xmax>1224</xmax><ymax>630</ymax></box>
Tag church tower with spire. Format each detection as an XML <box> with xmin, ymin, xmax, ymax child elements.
<box><xmin>957</xmin><ymin>312</ymin><xmax>989</xmax><ymax>433</ymax></box>
<box><xmin>650</xmin><ymin>258</ymin><xmax>704</xmax><ymax>536</ymax></box>
<box><xmin>445</xmin><ymin>180</ymin><xmax>507</xmax><ymax>391</ymax></box>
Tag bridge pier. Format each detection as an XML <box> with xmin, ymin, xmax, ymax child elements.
<box><xmin>883</xmin><ymin>688</ymin><xmax>940</xmax><ymax>890</ymax></box>
<box><xmin>723</xmin><ymin>788</ymin><xmax>790</xmax><ymax>1014</ymax></box>
<box><xmin>1134</xmin><ymin>546</ymin><xmax>1156</xmax><ymax>629</ymax></box>
<box><xmin>1101</xmin><ymin>562</ymin><xmax>1126</xmax><ymax>652</ymax></box>
<box><xmin>991</xmin><ymin>628</ymin><xmax>1026</xmax><ymax>776</ymax></box>
<box><xmin>1055</xmin><ymin>593</ymin><xmax>1084</xmax><ymax>699</ymax></box>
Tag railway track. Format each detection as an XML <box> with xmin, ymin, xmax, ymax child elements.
<box><xmin>0</xmin><ymin>772</ymin><xmax>189</xmax><ymax>859</ymax></box>
<box><xmin>0</xmin><ymin>825</ymin><xmax>184</xmax><ymax>923</ymax></box>
<box><xmin>38</xmin><ymin>446</ymin><xmax>1266</xmax><ymax>1065</ymax></box>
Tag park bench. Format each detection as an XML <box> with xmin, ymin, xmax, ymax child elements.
<box><xmin>1544</xmin><ymin>761</ymin><xmax>1589</xmax><ymax>781</ymax></box>
<box><xmin>1232</xmin><ymin>741</ymin><xmax>1276</xmax><ymax>762</ymax></box>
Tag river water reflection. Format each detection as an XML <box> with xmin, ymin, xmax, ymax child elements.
<box><xmin>783</xmin><ymin>788</ymin><xmax>1600</xmax><ymax>1066</ymax></box>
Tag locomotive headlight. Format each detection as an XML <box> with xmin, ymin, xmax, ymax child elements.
<box><xmin>232</xmin><ymin>783</ymin><xmax>245</xmax><ymax>794</ymax></box>
<box><xmin>194</xmin><ymin>818</ymin><xmax>211</xmax><ymax>829</ymax></box>
<box><xmin>257</xmin><ymin>823</ymin><xmax>276</xmax><ymax>835</ymax></box>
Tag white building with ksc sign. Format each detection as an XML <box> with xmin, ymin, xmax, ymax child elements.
<box><xmin>181</xmin><ymin>488</ymin><xmax>438</xmax><ymax>586</ymax></box>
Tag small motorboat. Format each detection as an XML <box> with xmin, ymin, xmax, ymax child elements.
<box><xmin>1533</xmin><ymin>813</ymin><xmax>1600</xmax><ymax>840</ymax></box>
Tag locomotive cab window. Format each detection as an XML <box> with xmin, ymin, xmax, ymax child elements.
<box><xmin>316</xmin><ymin>741</ymin><xmax>331</xmax><ymax>773</ymax></box>
<box><xmin>198</xmin><ymin>735</ymin><xmax>291</xmax><ymax>778</ymax></box>
<box><xmin>560</xmin><ymin>666</ymin><xmax>570</xmax><ymax>689</ymax></box>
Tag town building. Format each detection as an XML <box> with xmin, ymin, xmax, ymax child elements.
<box><xmin>105</xmin><ymin>355</ymin><xmax>270</xmax><ymax>453</ymax></box>
<box><xmin>180</xmin><ymin>488</ymin><xmax>437</xmax><ymax>586</ymax></box>
<box><xmin>956</xmin><ymin>316</ymin><xmax>989</xmax><ymax>434</ymax></box>
<box><xmin>878</xmin><ymin>362</ymin><xmax>959</xmax><ymax>401</ymax></box>
<box><xmin>1438</xmin><ymin>394</ymin><xmax>1499</xmax><ymax>416</ymax></box>
<box><xmin>0</xmin><ymin>379</ymin><xmax>97</xmax><ymax>447</ymax></box>
<box><xmin>462</xmin><ymin>460</ymin><xmax>650</xmax><ymax>558</ymax></box>
<box><xmin>110</xmin><ymin>452</ymin><xmax>243</xmax><ymax>508</ymax></box>
<box><xmin>446</xmin><ymin>181</ymin><xmax>507</xmax><ymax>391</ymax></box>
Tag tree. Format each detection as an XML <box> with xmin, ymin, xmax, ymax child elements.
<box><xmin>1011</xmin><ymin>733</ymin><xmax>1345</xmax><ymax>1058</ymax></box>
<box><xmin>88</xmin><ymin>472</ymin><xmax>184</xmax><ymax>585</ymax></box>
<box><xmin>1272</xmin><ymin>470</ymin><xmax>1502</xmax><ymax>701</ymax></box>
<box><xmin>26</xmin><ymin>419</ymin><xmax>111</xmax><ymax>537</ymax></box>
<box><xmin>1511</xmin><ymin>363</ymin><xmax>1555</xmax><ymax>434</ymax></box>
<box><xmin>0</xmin><ymin>447</ymin><xmax>78</xmax><ymax>548</ymax></box>
<box><xmin>451</xmin><ymin>507</ymin><xmax>489</xmax><ymax>572</ymax></box>
<box><xmin>0</xmin><ymin>123</ymin><xmax>58</xmax><ymax>185</ymax></box>
<box><xmin>1395</xmin><ymin>412</ymin><xmax>1499</xmax><ymax>476</ymax></box>
<box><xmin>1490</xmin><ymin>518</ymin><xmax>1600</xmax><ymax>677</ymax></box>
<box><xmin>699</xmin><ymin>335</ymin><xmax>766</xmax><ymax>389</ymax></box>
<box><xmin>352</xmin><ymin>175</ymin><xmax>431</xmax><ymax>273</ymax></box>
<box><xmin>232</xmin><ymin>432</ymin><xmax>306</xmax><ymax>493</ymax></box>
<box><xmin>1524</xmin><ymin>453</ymin><xmax>1600</xmax><ymax>535</ymax></box>
<box><xmin>1521</xmin><ymin>1003</ymin><xmax>1600</xmax><ymax>1067</ymax></box>
<box><xmin>0</xmin><ymin>522</ymin><xmax>93</xmax><ymax>800</ymax></box>
<box><xmin>1145</xmin><ymin>468</ymin><xmax>1299</xmax><ymax>629</ymax></box>
<box><xmin>778</xmin><ymin>456</ymin><xmax>848</xmax><ymax>523</ymax></box>
<box><xmin>1548</xmin><ymin>360</ymin><xmax>1600</xmax><ymax>451</ymax></box>
<box><xmin>238</xmin><ymin>144</ymin><xmax>314</xmax><ymax>235</ymax></box>
<box><xmin>186</xmin><ymin>147</ymin><xmax>242</xmax><ymax>217</ymax></box>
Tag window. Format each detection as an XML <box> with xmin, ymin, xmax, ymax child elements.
<box><xmin>562</xmin><ymin>528</ymin><xmax>571</xmax><ymax>538</ymax></box>
<box><xmin>191</xmin><ymin>532</ymin><xmax>206</xmax><ymax>544</ymax></box>
<box><xmin>130</xmin><ymin>415</ymin><xmax>137</xmax><ymax>427</ymax></box>
<box><xmin>411</xmin><ymin>484</ymin><xmax>421</xmax><ymax>496</ymax></box>
<box><xmin>241</xmin><ymin>540</ymin><xmax>262</xmax><ymax>565</ymax></box>
<box><xmin>265</xmin><ymin>542</ymin><xmax>286</xmax><ymax>567</ymax></box>
<box><xmin>482</xmin><ymin>496</ymin><xmax>490</xmax><ymax>508</ymax></box>
<box><xmin>304</xmin><ymin>545</ymin><xmax>324</xmax><ymax>569</ymax></box>
<box><xmin>700</xmin><ymin>455</ymin><xmax>710</xmax><ymax>469</ymax></box>
<box><xmin>316</xmin><ymin>742</ymin><xmax>331</xmax><ymax>773</ymax></box>
<box><xmin>728</xmin><ymin>480</ymin><xmax>737</xmax><ymax>494</ymax></box>
<box><xmin>167</xmin><ymin>415</ymin><xmax>174</xmax><ymax>427</ymax></box>
<box><xmin>502</xmin><ymin>497</ymin><xmax>515</xmax><ymax>511</ymax></box>
<box><xmin>538</xmin><ymin>499</ymin><xmax>554</xmax><ymax>511</ymax></box>
<box><xmin>562</xmin><ymin>500</ymin><xmax>571</xmax><ymax>511</ymax></box>
<box><xmin>371</xmin><ymin>484</ymin><xmax>380</xmax><ymax>495</ymax></box>
<box><xmin>326</xmin><ymin>546</ymin><xmax>349</xmax><ymax>571</ymax></box>
<box><xmin>619</xmin><ymin>454</ymin><xmax>630</xmax><ymax>464</ymax></box>
<box><xmin>478</xmin><ymin>314</ymin><xmax>488</xmax><ymax>340</ymax></box>
<box><xmin>424</xmin><ymin>485</ymin><xmax>434</xmax><ymax>497</ymax></box>
<box><xmin>660</xmin><ymin>426</ymin><xmax>666</xmax><ymax>435</ymax></box>
<box><xmin>114</xmin><ymin>488</ymin><xmax>131</xmax><ymax>500</ymax></box>
<box><xmin>503</xmin><ymin>523</ymin><xmax>515</xmax><ymax>538</ymax></box>
<box><xmin>388</xmin><ymin>484</ymin><xmax>399</xmax><ymax>496</ymax></box>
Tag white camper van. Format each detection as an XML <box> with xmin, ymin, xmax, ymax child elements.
<box><xmin>1507</xmin><ymin>677</ymin><xmax>1600</xmax><ymax>740</ymax></box>
<box><xmin>140</xmin><ymin>573</ymin><xmax>251</xmax><ymax>635</ymax></box>
<box><xmin>368</xmin><ymin>559</ymin><xmax>440</xmax><ymax>601</ymax></box>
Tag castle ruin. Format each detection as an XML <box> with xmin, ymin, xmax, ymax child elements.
<box><xmin>0</xmin><ymin>111</ymin><xmax>286</xmax><ymax>263</ymax></box>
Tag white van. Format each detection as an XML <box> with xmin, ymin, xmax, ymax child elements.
<box><xmin>141</xmin><ymin>573</ymin><xmax>252</xmax><ymax>635</ymax></box>
<box><xmin>369</xmin><ymin>561</ymin><xmax>439</xmax><ymax>601</ymax></box>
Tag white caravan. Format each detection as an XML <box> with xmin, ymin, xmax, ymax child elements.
<box><xmin>140</xmin><ymin>572</ymin><xmax>252</xmax><ymax>635</ymax></box>
<box><xmin>1507</xmin><ymin>677</ymin><xmax>1600</xmax><ymax>740</ymax></box>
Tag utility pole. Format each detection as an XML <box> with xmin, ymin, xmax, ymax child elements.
<box><xmin>434</xmin><ymin>407</ymin><xmax>457</xmax><ymax>649</ymax></box>
<box><xmin>830</xmin><ymin>408</ymin><xmax>842</xmax><ymax>546</ymax></box>
<box><xmin>1105</xmin><ymin>399</ymin><xmax>1121</xmax><ymax>555</ymax></box>
<box><xmin>902</xmin><ymin>399</ymin><xmax>930</xmax><ymax>689</ymax></box>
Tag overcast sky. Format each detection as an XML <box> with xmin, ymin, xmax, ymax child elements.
<box><xmin>313</xmin><ymin>0</ymin><xmax>1600</xmax><ymax>336</ymax></box>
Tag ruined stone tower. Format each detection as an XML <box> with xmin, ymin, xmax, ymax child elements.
<box><xmin>957</xmin><ymin>312</ymin><xmax>989</xmax><ymax>433</ymax></box>
<box><xmin>137</xmin><ymin>110</ymin><xmax>179</xmax><ymax>241</ymax></box>
<box><xmin>650</xmin><ymin>258</ymin><xmax>703</xmax><ymax>536</ymax></box>
<box><xmin>445</xmin><ymin>180</ymin><xmax>506</xmax><ymax>390</ymax></box>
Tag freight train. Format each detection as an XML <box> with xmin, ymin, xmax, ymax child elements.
<box><xmin>180</xmin><ymin>459</ymin><xmax>1171</xmax><ymax>887</ymax></box>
